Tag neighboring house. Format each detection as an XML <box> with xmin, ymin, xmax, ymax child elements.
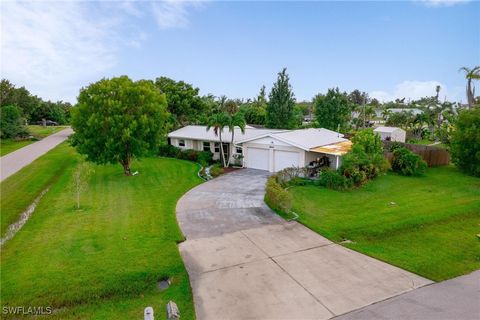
<box><xmin>168</xmin><ymin>125</ymin><xmax>351</xmax><ymax>172</ymax></box>
<box><xmin>374</xmin><ymin>126</ymin><xmax>406</xmax><ymax>143</ymax></box>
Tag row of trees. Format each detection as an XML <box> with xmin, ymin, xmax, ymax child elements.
<box><xmin>0</xmin><ymin>79</ymin><xmax>72</xmax><ymax>125</ymax></box>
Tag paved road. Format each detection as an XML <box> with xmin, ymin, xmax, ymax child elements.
<box><xmin>335</xmin><ymin>270</ymin><xmax>480</xmax><ymax>320</ymax></box>
<box><xmin>177</xmin><ymin>169</ymin><xmax>432</xmax><ymax>320</ymax></box>
<box><xmin>0</xmin><ymin>128</ymin><xmax>73</xmax><ymax>182</ymax></box>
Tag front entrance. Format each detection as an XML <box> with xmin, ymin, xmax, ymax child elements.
<box><xmin>222</xmin><ymin>143</ymin><xmax>230</xmax><ymax>164</ymax></box>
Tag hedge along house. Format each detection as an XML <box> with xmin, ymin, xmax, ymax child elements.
<box><xmin>168</xmin><ymin>126</ymin><xmax>351</xmax><ymax>172</ymax></box>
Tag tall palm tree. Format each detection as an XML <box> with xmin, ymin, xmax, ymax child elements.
<box><xmin>459</xmin><ymin>66</ymin><xmax>480</xmax><ymax>108</ymax></box>
<box><xmin>435</xmin><ymin>85</ymin><xmax>441</xmax><ymax>102</ymax></box>
<box><xmin>206</xmin><ymin>113</ymin><xmax>228</xmax><ymax>167</ymax></box>
<box><xmin>225</xmin><ymin>112</ymin><xmax>246</xmax><ymax>167</ymax></box>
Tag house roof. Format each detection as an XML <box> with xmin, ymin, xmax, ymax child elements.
<box><xmin>167</xmin><ymin>125</ymin><xmax>284</xmax><ymax>143</ymax></box>
<box><xmin>169</xmin><ymin>126</ymin><xmax>349</xmax><ymax>152</ymax></box>
<box><xmin>235</xmin><ymin>128</ymin><xmax>347</xmax><ymax>151</ymax></box>
<box><xmin>374</xmin><ymin>126</ymin><xmax>405</xmax><ymax>133</ymax></box>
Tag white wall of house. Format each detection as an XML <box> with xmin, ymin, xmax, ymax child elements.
<box><xmin>375</xmin><ymin>129</ymin><xmax>406</xmax><ymax>143</ymax></box>
<box><xmin>170</xmin><ymin>138</ymin><xmax>242</xmax><ymax>164</ymax></box>
<box><xmin>171</xmin><ymin>136</ymin><xmax>343</xmax><ymax>172</ymax></box>
<box><xmin>243</xmin><ymin>137</ymin><xmax>304</xmax><ymax>172</ymax></box>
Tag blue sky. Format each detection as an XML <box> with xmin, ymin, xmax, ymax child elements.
<box><xmin>1</xmin><ymin>0</ymin><xmax>479</xmax><ymax>103</ymax></box>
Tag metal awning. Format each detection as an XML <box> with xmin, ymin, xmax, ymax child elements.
<box><xmin>310</xmin><ymin>140</ymin><xmax>352</xmax><ymax>156</ymax></box>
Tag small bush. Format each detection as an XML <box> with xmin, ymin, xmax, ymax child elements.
<box><xmin>451</xmin><ymin>108</ymin><xmax>480</xmax><ymax>177</ymax></box>
<box><xmin>391</xmin><ymin>147</ymin><xmax>427</xmax><ymax>176</ymax></box>
<box><xmin>197</xmin><ymin>151</ymin><xmax>213</xmax><ymax>167</ymax></box>
<box><xmin>264</xmin><ymin>176</ymin><xmax>293</xmax><ymax>214</ymax></box>
<box><xmin>0</xmin><ymin>105</ymin><xmax>28</xmax><ymax>139</ymax></box>
<box><xmin>158</xmin><ymin>144</ymin><xmax>180</xmax><ymax>158</ymax></box>
<box><xmin>158</xmin><ymin>144</ymin><xmax>213</xmax><ymax>167</ymax></box>
<box><xmin>318</xmin><ymin>170</ymin><xmax>353</xmax><ymax>190</ymax></box>
<box><xmin>209</xmin><ymin>163</ymin><xmax>224</xmax><ymax>177</ymax></box>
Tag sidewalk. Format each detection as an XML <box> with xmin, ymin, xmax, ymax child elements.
<box><xmin>0</xmin><ymin>128</ymin><xmax>73</xmax><ymax>182</ymax></box>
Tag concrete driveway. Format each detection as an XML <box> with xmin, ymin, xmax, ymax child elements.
<box><xmin>177</xmin><ymin>169</ymin><xmax>432</xmax><ymax>320</ymax></box>
<box><xmin>0</xmin><ymin>128</ymin><xmax>73</xmax><ymax>182</ymax></box>
<box><xmin>334</xmin><ymin>270</ymin><xmax>480</xmax><ymax>320</ymax></box>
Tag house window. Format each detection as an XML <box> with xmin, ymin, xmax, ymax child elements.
<box><xmin>236</xmin><ymin>146</ymin><xmax>242</xmax><ymax>154</ymax></box>
<box><xmin>178</xmin><ymin>139</ymin><xmax>185</xmax><ymax>147</ymax></box>
<box><xmin>203</xmin><ymin>141</ymin><xmax>210</xmax><ymax>151</ymax></box>
<box><xmin>214</xmin><ymin>143</ymin><xmax>220</xmax><ymax>153</ymax></box>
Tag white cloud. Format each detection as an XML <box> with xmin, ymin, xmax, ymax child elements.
<box><xmin>0</xmin><ymin>1</ymin><xmax>205</xmax><ymax>103</ymax></box>
<box><xmin>416</xmin><ymin>0</ymin><xmax>471</xmax><ymax>7</ymax></box>
<box><xmin>370</xmin><ymin>80</ymin><xmax>462</xmax><ymax>102</ymax></box>
<box><xmin>1</xmin><ymin>1</ymin><xmax>125</xmax><ymax>102</ymax></box>
<box><xmin>151</xmin><ymin>0</ymin><xmax>204</xmax><ymax>29</ymax></box>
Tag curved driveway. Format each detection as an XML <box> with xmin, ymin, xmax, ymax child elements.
<box><xmin>177</xmin><ymin>169</ymin><xmax>432</xmax><ymax>320</ymax></box>
<box><xmin>1</xmin><ymin>128</ymin><xmax>73</xmax><ymax>182</ymax></box>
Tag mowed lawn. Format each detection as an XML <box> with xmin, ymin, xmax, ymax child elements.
<box><xmin>290</xmin><ymin>166</ymin><xmax>480</xmax><ymax>281</ymax></box>
<box><xmin>1</xmin><ymin>145</ymin><xmax>202</xmax><ymax>319</ymax></box>
<box><xmin>0</xmin><ymin>125</ymin><xmax>68</xmax><ymax>156</ymax></box>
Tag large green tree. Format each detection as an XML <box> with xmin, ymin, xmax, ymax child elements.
<box><xmin>155</xmin><ymin>77</ymin><xmax>206</xmax><ymax>128</ymax></box>
<box><xmin>266</xmin><ymin>68</ymin><xmax>296</xmax><ymax>129</ymax></box>
<box><xmin>451</xmin><ymin>108</ymin><xmax>480</xmax><ymax>177</ymax></box>
<box><xmin>314</xmin><ymin>88</ymin><xmax>352</xmax><ymax>131</ymax></box>
<box><xmin>0</xmin><ymin>105</ymin><xmax>28</xmax><ymax>139</ymax></box>
<box><xmin>71</xmin><ymin>76</ymin><xmax>169</xmax><ymax>175</ymax></box>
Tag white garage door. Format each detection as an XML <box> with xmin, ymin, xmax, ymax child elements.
<box><xmin>274</xmin><ymin>150</ymin><xmax>300</xmax><ymax>172</ymax></box>
<box><xmin>246</xmin><ymin>147</ymin><xmax>269</xmax><ymax>171</ymax></box>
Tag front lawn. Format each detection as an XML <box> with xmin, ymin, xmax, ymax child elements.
<box><xmin>289</xmin><ymin>166</ymin><xmax>480</xmax><ymax>281</ymax></box>
<box><xmin>0</xmin><ymin>125</ymin><xmax>68</xmax><ymax>156</ymax></box>
<box><xmin>1</xmin><ymin>146</ymin><xmax>202</xmax><ymax>319</ymax></box>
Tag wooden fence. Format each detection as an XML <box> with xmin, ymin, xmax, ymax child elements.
<box><xmin>383</xmin><ymin>141</ymin><xmax>450</xmax><ymax>167</ymax></box>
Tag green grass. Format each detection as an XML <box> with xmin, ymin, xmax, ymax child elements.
<box><xmin>0</xmin><ymin>139</ymin><xmax>34</xmax><ymax>156</ymax></box>
<box><xmin>1</xmin><ymin>146</ymin><xmax>202</xmax><ymax>319</ymax></box>
<box><xmin>0</xmin><ymin>126</ymin><xmax>68</xmax><ymax>156</ymax></box>
<box><xmin>289</xmin><ymin>166</ymin><xmax>480</xmax><ymax>281</ymax></box>
<box><xmin>1</xmin><ymin>143</ymin><xmax>77</xmax><ymax>235</ymax></box>
<box><xmin>27</xmin><ymin>125</ymin><xmax>68</xmax><ymax>138</ymax></box>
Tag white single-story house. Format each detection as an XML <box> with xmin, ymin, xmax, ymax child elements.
<box><xmin>168</xmin><ymin>125</ymin><xmax>352</xmax><ymax>172</ymax></box>
<box><xmin>374</xmin><ymin>126</ymin><xmax>406</xmax><ymax>143</ymax></box>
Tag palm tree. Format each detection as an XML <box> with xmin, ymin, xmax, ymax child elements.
<box><xmin>206</xmin><ymin>113</ymin><xmax>228</xmax><ymax>167</ymax></box>
<box><xmin>381</xmin><ymin>107</ymin><xmax>391</xmax><ymax>121</ymax></box>
<box><xmin>435</xmin><ymin>85</ymin><xmax>441</xmax><ymax>102</ymax></box>
<box><xmin>225</xmin><ymin>112</ymin><xmax>246</xmax><ymax>167</ymax></box>
<box><xmin>459</xmin><ymin>66</ymin><xmax>480</xmax><ymax>108</ymax></box>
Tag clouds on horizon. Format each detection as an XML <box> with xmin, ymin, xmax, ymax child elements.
<box><xmin>417</xmin><ymin>0</ymin><xmax>471</xmax><ymax>7</ymax></box>
<box><xmin>0</xmin><ymin>0</ymin><xmax>203</xmax><ymax>102</ymax></box>
<box><xmin>370</xmin><ymin>80</ymin><xmax>464</xmax><ymax>103</ymax></box>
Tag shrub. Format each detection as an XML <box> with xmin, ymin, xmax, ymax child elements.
<box><xmin>198</xmin><ymin>151</ymin><xmax>213</xmax><ymax>167</ymax></box>
<box><xmin>209</xmin><ymin>163</ymin><xmax>224</xmax><ymax>177</ymax></box>
<box><xmin>158</xmin><ymin>144</ymin><xmax>213</xmax><ymax>167</ymax></box>
<box><xmin>178</xmin><ymin>149</ymin><xmax>199</xmax><ymax>162</ymax></box>
<box><xmin>275</xmin><ymin>167</ymin><xmax>308</xmax><ymax>187</ymax></box>
<box><xmin>0</xmin><ymin>105</ymin><xmax>28</xmax><ymax>139</ymax></box>
<box><xmin>341</xmin><ymin>144</ymin><xmax>389</xmax><ymax>186</ymax></box>
<box><xmin>451</xmin><ymin>109</ymin><xmax>480</xmax><ymax>177</ymax></box>
<box><xmin>264</xmin><ymin>176</ymin><xmax>293</xmax><ymax>214</ymax></box>
<box><xmin>391</xmin><ymin>147</ymin><xmax>427</xmax><ymax>176</ymax></box>
<box><xmin>318</xmin><ymin>169</ymin><xmax>353</xmax><ymax>190</ymax></box>
<box><xmin>158</xmin><ymin>144</ymin><xmax>181</xmax><ymax>158</ymax></box>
